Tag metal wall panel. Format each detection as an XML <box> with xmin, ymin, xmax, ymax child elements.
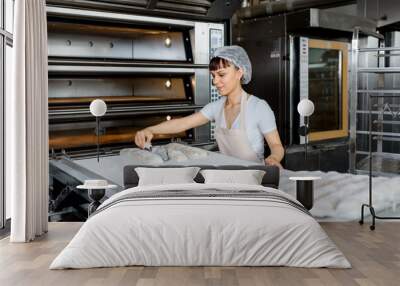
<box><xmin>193</xmin><ymin>69</ymin><xmax>208</xmax><ymax>105</ymax></box>
<box><xmin>48</xmin><ymin>32</ymin><xmax>133</xmax><ymax>59</ymax></box>
<box><xmin>133</xmin><ymin>32</ymin><xmax>187</xmax><ymax>61</ymax></box>
<box><xmin>358</xmin><ymin>0</ymin><xmax>400</xmax><ymax>28</ymax></box>
<box><xmin>194</xmin><ymin>22</ymin><xmax>210</xmax><ymax>64</ymax></box>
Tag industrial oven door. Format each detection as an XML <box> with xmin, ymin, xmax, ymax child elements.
<box><xmin>293</xmin><ymin>37</ymin><xmax>350</xmax><ymax>143</ymax></box>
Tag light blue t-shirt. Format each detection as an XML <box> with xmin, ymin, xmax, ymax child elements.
<box><xmin>200</xmin><ymin>95</ymin><xmax>277</xmax><ymax>160</ymax></box>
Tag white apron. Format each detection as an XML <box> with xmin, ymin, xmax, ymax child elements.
<box><xmin>215</xmin><ymin>92</ymin><xmax>263</xmax><ymax>163</ymax></box>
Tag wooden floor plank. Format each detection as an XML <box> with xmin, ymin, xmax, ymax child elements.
<box><xmin>0</xmin><ymin>222</ymin><xmax>399</xmax><ymax>286</ymax></box>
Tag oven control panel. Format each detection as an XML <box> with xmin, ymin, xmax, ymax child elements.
<box><xmin>298</xmin><ymin>36</ymin><xmax>309</xmax><ymax>139</ymax></box>
<box><xmin>209</xmin><ymin>28</ymin><xmax>224</xmax><ymax>140</ymax></box>
<box><xmin>299</xmin><ymin>37</ymin><xmax>309</xmax><ymax>101</ymax></box>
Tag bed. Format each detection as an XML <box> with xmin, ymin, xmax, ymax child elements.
<box><xmin>50</xmin><ymin>164</ymin><xmax>350</xmax><ymax>269</ymax></box>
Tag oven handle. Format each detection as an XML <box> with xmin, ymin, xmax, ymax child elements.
<box><xmin>49</xmin><ymin>104</ymin><xmax>204</xmax><ymax>119</ymax></box>
<box><xmin>49</xmin><ymin>65</ymin><xmax>200</xmax><ymax>74</ymax></box>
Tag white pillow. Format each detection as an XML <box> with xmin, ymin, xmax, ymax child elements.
<box><xmin>135</xmin><ymin>167</ymin><xmax>200</xmax><ymax>186</ymax></box>
<box><xmin>200</xmin><ymin>169</ymin><xmax>266</xmax><ymax>185</ymax></box>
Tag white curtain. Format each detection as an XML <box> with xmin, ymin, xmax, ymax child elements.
<box><xmin>7</xmin><ymin>0</ymin><xmax>49</xmax><ymax>242</ymax></box>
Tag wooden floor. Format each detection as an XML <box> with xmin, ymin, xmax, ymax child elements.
<box><xmin>0</xmin><ymin>222</ymin><xmax>399</xmax><ymax>286</ymax></box>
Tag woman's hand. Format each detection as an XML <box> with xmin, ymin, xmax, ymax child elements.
<box><xmin>264</xmin><ymin>130</ymin><xmax>284</xmax><ymax>169</ymax></box>
<box><xmin>133</xmin><ymin>112</ymin><xmax>209</xmax><ymax>149</ymax></box>
<box><xmin>264</xmin><ymin>156</ymin><xmax>283</xmax><ymax>169</ymax></box>
<box><xmin>134</xmin><ymin>128</ymin><xmax>154</xmax><ymax>149</ymax></box>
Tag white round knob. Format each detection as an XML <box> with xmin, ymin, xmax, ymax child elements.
<box><xmin>90</xmin><ymin>99</ymin><xmax>107</xmax><ymax>117</ymax></box>
<box><xmin>164</xmin><ymin>37</ymin><xmax>172</xmax><ymax>47</ymax></box>
<box><xmin>297</xmin><ymin>98</ymin><xmax>314</xmax><ymax>117</ymax></box>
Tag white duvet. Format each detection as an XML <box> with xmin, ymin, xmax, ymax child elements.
<box><xmin>280</xmin><ymin>169</ymin><xmax>400</xmax><ymax>220</ymax></box>
<box><xmin>50</xmin><ymin>183</ymin><xmax>350</xmax><ymax>269</ymax></box>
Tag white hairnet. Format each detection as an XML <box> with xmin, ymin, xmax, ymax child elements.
<box><xmin>211</xmin><ymin>45</ymin><xmax>252</xmax><ymax>84</ymax></box>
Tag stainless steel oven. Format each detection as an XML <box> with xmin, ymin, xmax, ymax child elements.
<box><xmin>47</xmin><ymin>6</ymin><xmax>225</xmax><ymax>157</ymax></box>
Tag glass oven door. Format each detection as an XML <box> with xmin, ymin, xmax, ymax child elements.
<box><xmin>299</xmin><ymin>38</ymin><xmax>349</xmax><ymax>142</ymax></box>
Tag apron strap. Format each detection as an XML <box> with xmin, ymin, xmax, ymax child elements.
<box><xmin>215</xmin><ymin>97</ymin><xmax>225</xmax><ymax>124</ymax></box>
<box><xmin>239</xmin><ymin>91</ymin><xmax>248</xmax><ymax>131</ymax></box>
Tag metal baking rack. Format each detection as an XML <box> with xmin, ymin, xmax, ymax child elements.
<box><xmin>350</xmin><ymin>28</ymin><xmax>400</xmax><ymax>230</ymax></box>
<box><xmin>359</xmin><ymin>94</ymin><xmax>400</xmax><ymax>230</ymax></box>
